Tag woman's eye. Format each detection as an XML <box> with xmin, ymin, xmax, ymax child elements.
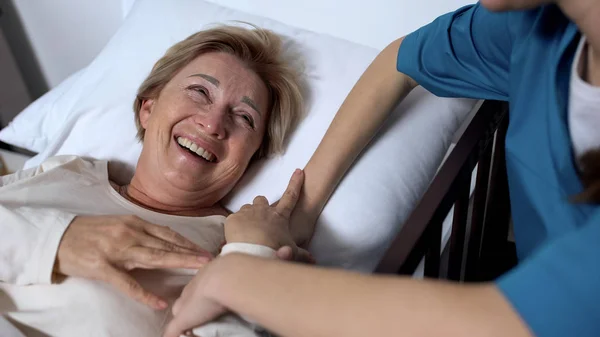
<box><xmin>195</xmin><ymin>87</ymin><xmax>208</xmax><ymax>96</ymax></box>
<box><xmin>188</xmin><ymin>86</ymin><xmax>209</xmax><ymax>99</ymax></box>
<box><xmin>240</xmin><ymin>114</ymin><xmax>255</xmax><ymax>129</ymax></box>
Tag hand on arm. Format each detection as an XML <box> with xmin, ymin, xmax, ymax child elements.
<box><xmin>54</xmin><ymin>215</ymin><xmax>213</xmax><ymax>310</ymax></box>
<box><xmin>289</xmin><ymin>37</ymin><xmax>418</xmax><ymax>245</ymax></box>
<box><xmin>164</xmin><ymin>170</ymin><xmax>313</xmax><ymax>336</ymax></box>
<box><xmin>223</xmin><ymin>169</ymin><xmax>313</xmax><ymax>263</ymax></box>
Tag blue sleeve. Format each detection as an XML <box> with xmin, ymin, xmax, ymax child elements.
<box><xmin>497</xmin><ymin>210</ymin><xmax>600</xmax><ymax>337</ymax></box>
<box><xmin>397</xmin><ymin>3</ymin><xmax>514</xmax><ymax>100</ymax></box>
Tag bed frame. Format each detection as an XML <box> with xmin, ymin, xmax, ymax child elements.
<box><xmin>375</xmin><ymin>100</ymin><xmax>515</xmax><ymax>282</ymax></box>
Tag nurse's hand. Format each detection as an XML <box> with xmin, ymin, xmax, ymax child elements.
<box><xmin>164</xmin><ymin>259</ymin><xmax>228</xmax><ymax>337</ymax></box>
<box><xmin>54</xmin><ymin>215</ymin><xmax>213</xmax><ymax>310</ymax></box>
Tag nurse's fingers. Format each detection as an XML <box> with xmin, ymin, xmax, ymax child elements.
<box><xmin>253</xmin><ymin>195</ymin><xmax>269</xmax><ymax>205</ymax></box>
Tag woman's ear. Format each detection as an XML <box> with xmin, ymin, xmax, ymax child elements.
<box><xmin>139</xmin><ymin>99</ymin><xmax>155</xmax><ymax>130</ymax></box>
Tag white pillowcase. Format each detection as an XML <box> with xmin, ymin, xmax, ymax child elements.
<box><xmin>0</xmin><ymin>0</ymin><xmax>476</xmax><ymax>271</ymax></box>
<box><xmin>0</xmin><ymin>69</ymin><xmax>84</xmax><ymax>153</ymax></box>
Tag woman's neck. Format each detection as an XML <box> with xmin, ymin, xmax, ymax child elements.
<box><xmin>117</xmin><ymin>175</ymin><xmax>229</xmax><ymax>217</ymax></box>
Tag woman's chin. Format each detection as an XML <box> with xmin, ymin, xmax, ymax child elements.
<box><xmin>165</xmin><ymin>154</ymin><xmax>215</xmax><ymax>182</ymax></box>
<box><xmin>165</xmin><ymin>172</ymin><xmax>207</xmax><ymax>190</ymax></box>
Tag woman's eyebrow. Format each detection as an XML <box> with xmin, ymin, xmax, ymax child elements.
<box><xmin>188</xmin><ymin>73</ymin><xmax>220</xmax><ymax>87</ymax></box>
<box><xmin>241</xmin><ymin>96</ymin><xmax>262</xmax><ymax>117</ymax></box>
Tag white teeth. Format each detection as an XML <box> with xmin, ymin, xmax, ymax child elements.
<box><xmin>176</xmin><ymin>137</ymin><xmax>216</xmax><ymax>162</ymax></box>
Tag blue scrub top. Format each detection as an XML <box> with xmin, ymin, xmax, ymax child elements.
<box><xmin>397</xmin><ymin>3</ymin><xmax>600</xmax><ymax>336</ymax></box>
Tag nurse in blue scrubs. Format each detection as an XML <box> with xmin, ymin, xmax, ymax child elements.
<box><xmin>165</xmin><ymin>1</ymin><xmax>600</xmax><ymax>337</ymax></box>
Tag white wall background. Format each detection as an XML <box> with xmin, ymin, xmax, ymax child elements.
<box><xmin>205</xmin><ymin>0</ymin><xmax>474</xmax><ymax>50</ymax></box>
<box><xmin>14</xmin><ymin>0</ymin><xmax>475</xmax><ymax>89</ymax></box>
<box><xmin>0</xmin><ymin>30</ymin><xmax>31</xmax><ymax>125</ymax></box>
<box><xmin>13</xmin><ymin>0</ymin><xmax>126</xmax><ymax>88</ymax></box>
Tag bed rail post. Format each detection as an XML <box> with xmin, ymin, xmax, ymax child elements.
<box><xmin>466</xmin><ymin>114</ymin><xmax>512</xmax><ymax>281</ymax></box>
<box><xmin>375</xmin><ymin>100</ymin><xmax>510</xmax><ymax>280</ymax></box>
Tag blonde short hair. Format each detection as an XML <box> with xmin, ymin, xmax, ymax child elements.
<box><xmin>134</xmin><ymin>25</ymin><xmax>304</xmax><ymax>159</ymax></box>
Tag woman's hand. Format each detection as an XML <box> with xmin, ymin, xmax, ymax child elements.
<box><xmin>55</xmin><ymin>215</ymin><xmax>213</xmax><ymax>309</ymax></box>
<box><xmin>224</xmin><ymin>169</ymin><xmax>313</xmax><ymax>263</ymax></box>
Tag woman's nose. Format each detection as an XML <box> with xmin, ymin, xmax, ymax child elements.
<box><xmin>194</xmin><ymin>111</ymin><xmax>226</xmax><ymax>139</ymax></box>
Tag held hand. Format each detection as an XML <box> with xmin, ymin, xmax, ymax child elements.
<box><xmin>224</xmin><ymin>169</ymin><xmax>313</xmax><ymax>263</ymax></box>
<box><xmin>55</xmin><ymin>215</ymin><xmax>213</xmax><ymax>310</ymax></box>
<box><xmin>163</xmin><ymin>261</ymin><xmax>227</xmax><ymax>337</ymax></box>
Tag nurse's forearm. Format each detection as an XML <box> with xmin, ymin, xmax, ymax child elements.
<box><xmin>207</xmin><ymin>254</ymin><xmax>532</xmax><ymax>337</ymax></box>
<box><xmin>292</xmin><ymin>37</ymin><xmax>417</xmax><ymax>243</ymax></box>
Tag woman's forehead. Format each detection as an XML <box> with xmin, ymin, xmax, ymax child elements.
<box><xmin>169</xmin><ymin>52</ymin><xmax>270</xmax><ymax>115</ymax></box>
<box><xmin>176</xmin><ymin>53</ymin><xmax>265</xmax><ymax>92</ymax></box>
<box><xmin>180</xmin><ymin>52</ymin><xmax>250</xmax><ymax>79</ymax></box>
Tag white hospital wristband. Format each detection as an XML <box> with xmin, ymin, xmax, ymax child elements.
<box><xmin>219</xmin><ymin>243</ymin><xmax>277</xmax><ymax>259</ymax></box>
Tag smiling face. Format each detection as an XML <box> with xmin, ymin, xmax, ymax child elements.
<box><xmin>136</xmin><ymin>52</ymin><xmax>270</xmax><ymax>205</ymax></box>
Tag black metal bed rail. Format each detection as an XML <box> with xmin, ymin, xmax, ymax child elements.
<box><xmin>375</xmin><ymin>100</ymin><xmax>511</xmax><ymax>282</ymax></box>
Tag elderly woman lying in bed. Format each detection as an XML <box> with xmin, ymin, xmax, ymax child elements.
<box><xmin>0</xmin><ymin>25</ymin><xmax>310</xmax><ymax>337</ymax></box>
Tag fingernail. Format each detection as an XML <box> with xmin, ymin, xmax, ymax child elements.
<box><xmin>198</xmin><ymin>256</ymin><xmax>211</xmax><ymax>263</ymax></box>
<box><xmin>158</xmin><ymin>300</ymin><xmax>168</xmax><ymax>309</ymax></box>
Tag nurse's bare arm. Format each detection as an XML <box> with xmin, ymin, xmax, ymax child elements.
<box><xmin>165</xmin><ymin>254</ymin><xmax>531</xmax><ymax>337</ymax></box>
<box><xmin>291</xmin><ymin>37</ymin><xmax>418</xmax><ymax>245</ymax></box>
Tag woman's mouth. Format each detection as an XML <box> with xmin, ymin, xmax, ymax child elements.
<box><xmin>176</xmin><ymin>136</ymin><xmax>216</xmax><ymax>162</ymax></box>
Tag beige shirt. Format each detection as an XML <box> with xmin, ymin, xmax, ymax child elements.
<box><xmin>0</xmin><ymin>155</ymin><xmax>227</xmax><ymax>337</ymax></box>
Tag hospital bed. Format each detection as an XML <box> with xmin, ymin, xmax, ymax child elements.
<box><xmin>0</xmin><ymin>0</ymin><xmax>514</xmax><ymax>286</ymax></box>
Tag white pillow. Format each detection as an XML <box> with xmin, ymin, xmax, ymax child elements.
<box><xmin>0</xmin><ymin>69</ymin><xmax>84</xmax><ymax>152</ymax></box>
<box><xmin>4</xmin><ymin>0</ymin><xmax>476</xmax><ymax>271</ymax></box>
